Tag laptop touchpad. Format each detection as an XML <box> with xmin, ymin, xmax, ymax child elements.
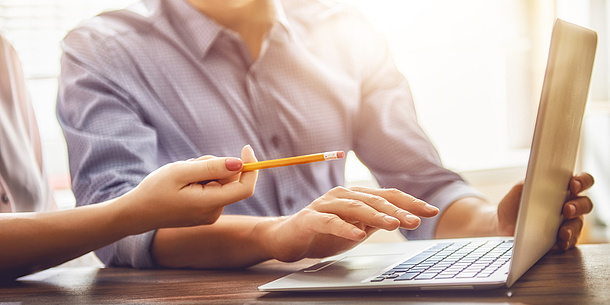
<box><xmin>301</xmin><ymin>254</ymin><xmax>403</xmax><ymax>279</ymax></box>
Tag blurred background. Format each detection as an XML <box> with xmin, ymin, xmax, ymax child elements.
<box><xmin>1</xmin><ymin>0</ymin><xmax>608</xmax><ymax>247</ymax></box>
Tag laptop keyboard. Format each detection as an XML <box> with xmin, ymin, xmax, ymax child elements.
<box><xmin>371</xmin><ymin>240</ymin><xmax>513</xmax><ymax>282</ymax></box>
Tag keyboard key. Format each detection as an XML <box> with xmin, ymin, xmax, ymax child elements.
<box><xmin>395</xmin><ymin>272</ymin><xmax>420</xmax><ymax>281</ymax></box>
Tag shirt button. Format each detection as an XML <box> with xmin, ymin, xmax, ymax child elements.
<box><xmin>285</xmin><ymin>197</ymin><xmax>295</xmax><ymax>209</ymax></box>
<box><xmin>1</xmin><ymin>193</ymin><xmax>8</xmax><ymax>204</ymax></box>
<box><xmin>271</xmin><ymin>135</ymin><xmax>281</xmax><ymax>148</ymax></box>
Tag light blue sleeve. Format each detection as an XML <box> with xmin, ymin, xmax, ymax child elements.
<box><xmin>57</xmin><ymin>28</ymin><xmax>160</xmax><ymax>268</ymax></box>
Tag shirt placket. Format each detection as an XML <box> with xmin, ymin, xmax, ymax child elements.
<box><xmin>244</xmin><ymin>27</ymin><xmax>290</xmax><ymax>161</ymax></box>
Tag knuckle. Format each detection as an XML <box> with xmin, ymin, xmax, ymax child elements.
<box><xmin>390</xmin><ymin>208</ymin><xmax>408</xmax><ymax>219</ymax></box>
<box><xmin>320</xmin><ymin>213</ymin><xmax>342</xmax><ymax>227</ymax></box>
<box><xmin>205</xmin><ymin>159</ymin><xmax>217</xmax><ymax>174</ymax></box>
<box><xmin>330</xmin><ymin>186</ymin><xmax>349</xmax><ymax>194</ymax></box>
<box><xmin>379</xmin><ymin>188</ymin><xmax>402</xmax><ymax>198</ymax></box>
<box><xmin>386</xmin><ymin>188</ymin><xmax>402</xmax><ymax>195</ymax></box>
<box><xmin>368</xmin><ymin>195</ymin><xmax>388</xmax><ymax>207</ymax></box>
<box><xmin>344</xmin><ymin>199</ymin><xmax>364</xmax><ymax>209</ymax></box>
<box><xmin>164</xmin><ymin>162</ymin><xmax>180</xmax><ymax>171</ymax></box>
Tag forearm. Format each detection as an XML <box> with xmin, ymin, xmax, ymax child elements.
<box><xmin>434</xmin><ymin>197</ymin><xmax>500</xmax><ymax>239</ymax></box>
<box><xmin>0</xmin><ymin>195</ymin><xmax>149</xmax><ymax>280</ymax></box>
<box><xmin>151</xmin><ymin>215</ymin><xmax>277</xmax><ymax>269</ymax></box>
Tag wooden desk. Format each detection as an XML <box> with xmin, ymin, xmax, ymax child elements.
<box><xmin>1</xmin><ymin>243</ymin><xmax>609</xmax><ymax>304</ymax></box>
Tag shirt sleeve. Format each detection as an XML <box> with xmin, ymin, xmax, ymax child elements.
<box><xmin>0</xmin><ymin>35</ymin><xmax>56</xmax><ymax>213</ymax></box>
<box><xmin>351</xmin><ymin>15</ymin><xmax>483</xmax><ymax>240</ymax></box>
<box><xmin>57</xmin><ymin>29</ymin><xmax>160</xmax><ymax>268</ymax></box>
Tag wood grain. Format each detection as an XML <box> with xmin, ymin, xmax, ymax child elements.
<box><xmin>1</xmin><ymin>243</ymin><xmax>609</xmax><ymax>304</ymax></box>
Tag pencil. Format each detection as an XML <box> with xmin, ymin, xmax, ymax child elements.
<box><xmin>242</xmin><ymin>151</ymin><xmax>345</xmax><ymax>171</ymax></box>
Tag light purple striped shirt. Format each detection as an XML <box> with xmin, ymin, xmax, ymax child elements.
<box><xmin>57</xmin><ymin>0</ymin><xmax>479</xmax><ymax>268</ymax></box>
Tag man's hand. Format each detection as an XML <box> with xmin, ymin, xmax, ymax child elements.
<box><xmin>497</xmin><ymin>172</ymin><xmax>594</xmax><ymax>250</ymax></box>
<box><xmin>260</xmin><ymin>187</ymin><xmax>439</xmax><ymax>262</ymax></box>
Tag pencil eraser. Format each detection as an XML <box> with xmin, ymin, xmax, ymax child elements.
<box><xmin>337</xmin><ymin>151</ymin><xmax>345</xmax><ymax>159</ymax></box>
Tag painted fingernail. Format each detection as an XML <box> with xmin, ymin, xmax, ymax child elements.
<box><xmin>225</xmin><ymin>158</ymin><xmax>243</xmax><ymax>171</ymax></box>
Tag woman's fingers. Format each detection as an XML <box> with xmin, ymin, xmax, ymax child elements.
<box><xmin>171</xmin><ymin>157</ymin><xmax>243</xmax><ymax>185</ymax></box>
<box><xmin>236</xmin><ymin>144</ymin><xmax>258</xmax><ymax>186</ymax></box>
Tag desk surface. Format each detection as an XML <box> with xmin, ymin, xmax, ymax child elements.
<box><xmin>1</xmin><ymin>243</ymin><xmax>609</xmax><ymax>304</ymax></box>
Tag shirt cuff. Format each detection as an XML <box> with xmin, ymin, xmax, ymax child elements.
<box><xmin>94</xmin><ymin>230</ymin><xmax>158</xmax><ymax>268</ymax></box>
<box><xmin>400</xmin><ymin>180</ymin><xmax>484</xmax><ymax>240</ymax></box>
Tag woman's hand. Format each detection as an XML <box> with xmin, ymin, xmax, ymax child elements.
<box><xmin>127</xmin><ymin>145</ymin><xmax>258</xmax><ymax>229</ymax></box>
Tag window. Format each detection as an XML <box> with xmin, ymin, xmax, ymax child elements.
<box><xmin>341</xmin><ymin>0</ymin><xmax>551</xmax><ymax>174</ymax></box>
<box><xmin>343</xmin><ymin>0</ymin><xmax>610</xmax><ymax>242</ymax></box>
<box><xmin>0</xmin><ymin>0</ymin><xmax>134</xmax><ymax>208</ymax></box>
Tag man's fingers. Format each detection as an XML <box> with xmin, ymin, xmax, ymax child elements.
<box><xmin>348</xmin><ymin>187</ymin><xmax>439</xmax><ymax>218</ymax></box>
<box><xmin>563</xmin><ymin>196</ymin><xmax>593</xmax><ymax>219</ymax></box>
<box><xmin>316</xmin><ymin>198</ymin><xmax>406</xmax><ymax>231</ymax></box>
<box><xmin>307</xmin><ymin>211</ymin><xmax>367</xmax><ymax>241</ymax></box>
<box><xmin>557</xmin><ymin>216</ymin><xmax>584</xmax><ymax>250</ymax></box>
<box><xmin>310</xmin><ymin>187</ymin><xmax>424</xmax><ymax>231</ymax></box>
<box><xmin>569</xmin><ymin>173</ymin><xmax>594</xmax><ymax>194</ymax></box>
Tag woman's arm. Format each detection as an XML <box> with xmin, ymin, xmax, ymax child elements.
<box><xmin>0</xmin><ymin>199</ymin><xmax>147</xmax><ymax>280</ymax></box>
<box><xmin>0</xmin><ymin>146</ymin><xmax>258</xmax><ymax>281</ymax></box>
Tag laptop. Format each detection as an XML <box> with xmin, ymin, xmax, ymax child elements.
<box><xmin>259</xmin><ymin>19</ymin><xmax>597</xmax><ymax>292</ymax></box>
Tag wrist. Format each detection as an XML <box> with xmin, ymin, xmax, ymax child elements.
<box><xmin>107</xmin><ymin>190</ymin><xmax>156</xmax><ymax>236</ymax></box>
<box><xmin>250</xmin><ymin>216</ymin><xmax>284</xmax><ymax>260</ymax></box>
<box><xmin>436</xmin><ymin>197</ymin><xmax>498</xmax><ymax>238</ymax></box>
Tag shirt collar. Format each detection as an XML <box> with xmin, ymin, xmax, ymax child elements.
<box><xmin>165</xmin><ymin>0</ymin><xmax>294</xmax><ymax>58</ymax></box>
<box><xmin>272</xmin><ymin>0</ymin><xmax>293</xmax><ymax>38</ymax></box>
<box><xmin>163</xmin><ymin>0</ymin><xmax>224</xmax><ymax>58</ymax></box>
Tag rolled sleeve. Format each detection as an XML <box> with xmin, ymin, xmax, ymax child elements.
<box><xmin>96</xmin><ymin>231</ymin><xmax>158</xmax><ymax>268</ymax></box>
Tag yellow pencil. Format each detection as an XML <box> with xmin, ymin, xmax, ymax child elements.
<box><xmin>242</xmin><ymin>151</ymin><xmax>345</xmax><ymax>171</ymax></box>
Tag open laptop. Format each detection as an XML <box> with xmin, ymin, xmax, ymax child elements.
<box><xmin>259</xmin><ymin>19</ymin><xmax>597</xmax><ymax>292</ymax></box>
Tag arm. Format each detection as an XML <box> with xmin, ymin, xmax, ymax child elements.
<box><xmin>152</xmin><ymin>186</ymin><xmax>439</xmax><ymax>269</ymax></box>
<box><xmin>435</xmin><ymin>173</ymin><xmax>595</xmax><ymax>250</ymax></box>
<box><xmin>0</xmin><ymin>149</ymin><xmax>257</xmax><ymax>281</ymax></box>
<box><xmin>0</xmin><ymin>200</ymin><xmax>147</xmax><ymax>281</ymax></box>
